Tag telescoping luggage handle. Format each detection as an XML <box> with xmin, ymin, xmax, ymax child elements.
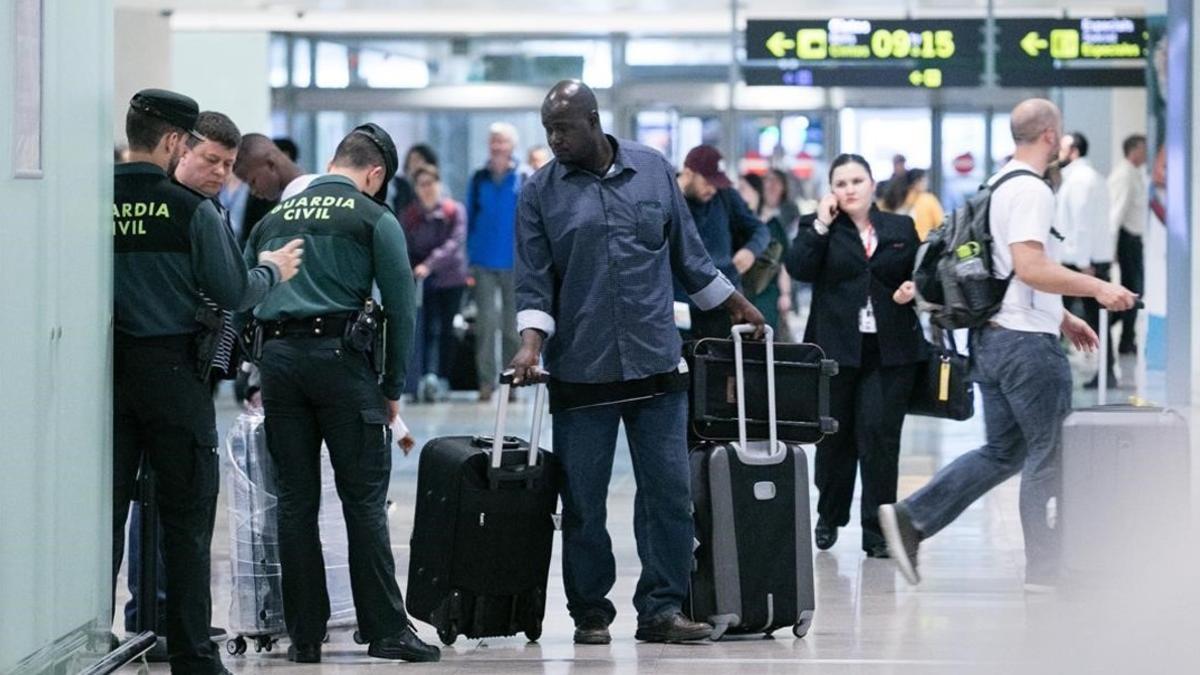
<box><xmin>1097</xmin><ymin>301</ymin><xmax>1145</xmax><ymax>406</ymax></box>
<box><xmin>731</xmin><ymin>324</ymin><xmax>783</xmax><ymax>462</ymax></box>
<box><xmin>491</xmin><ymin>369</ymin><xmax>546</xmax><ymax>470</ymax></box>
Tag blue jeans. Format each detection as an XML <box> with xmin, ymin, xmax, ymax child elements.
<box><xmin>903</xmin><ymin>327</ymin><xmax>1072</xmax><ymax>578</ymax></box>
<box><xmin>552</xmin><ymin>391</ymin><xmax>693</xmax><ymax>625</ymax></box>
<box><xmin>124</xmin><ymin>501</ymin><xmax>167</xmax><ymax>633</ymax></box>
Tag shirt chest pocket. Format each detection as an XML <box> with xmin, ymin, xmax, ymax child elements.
<box><xmin>635</xmin><ymin>200</ymin><xmax>667</xmax><ymax>249</ymax></box>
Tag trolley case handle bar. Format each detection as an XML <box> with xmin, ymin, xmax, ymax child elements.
<box><xmin>492</xmin><ymin>369</ymin><xmax>547</xmax><ymax>470</ymax></box>
<box><xmin>731</xmin><ymin>324</ymin><xmax>780</xmax><ymax>458</ymax></box>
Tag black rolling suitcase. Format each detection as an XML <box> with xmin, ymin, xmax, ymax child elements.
<box><xmin>406</xmin><ymin>373</ymin><xmax>559</xmax><ymax>646</ymax></box>
<box><xmin>687</xmin><ymin>325</ymin><xmax>817</xmax><ymax>640</ymax></box>
<box><xmin>687</xmin><ymin>329</ymin><xmax>838</xmax><ymax>443</ymax></box>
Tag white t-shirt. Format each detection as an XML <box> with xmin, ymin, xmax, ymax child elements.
<box><xmin>280</xmin><ymin>173</ymin><xmax>319</xmax><ymax>201</ymax></box>
<box><xmin>987</xmin><ymin>160</ymin><xmax>1064</xmax><ymax>335</ymax></box>
<box><xmin>1056</xmin><ymin>158</ymin><xmax>1112</xmax><ymax>267</ymax></box>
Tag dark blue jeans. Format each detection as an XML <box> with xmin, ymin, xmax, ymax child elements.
<box><xmin>552</xmin><ymin>391</ymin><xmax>693</xmax><ymax>625</ymax></box>
<box><xmin>404</xmin><ymin>285</ymin><xmax>466</xmax><ymax>395</ymax></box>
<box><xmin>903</xmin><ymin>326</ymin><xmax>1072</xmax><ymax>579</ymax></box>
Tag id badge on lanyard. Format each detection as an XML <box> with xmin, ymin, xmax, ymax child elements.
<box><xmin>859</xmin><ymin>298</ymin><xmax>877</xmax><ymax>333</ymax></box>
<box><xmin>859</xmin><ymin>224</ymin><xmax>878</xmax><ymax>333</ymax></box>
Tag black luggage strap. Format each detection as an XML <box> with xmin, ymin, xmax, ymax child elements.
<box><xmin>262</xmin><ymin>314</ymin><xmax>353</xmax><ymax>341</ymax></box>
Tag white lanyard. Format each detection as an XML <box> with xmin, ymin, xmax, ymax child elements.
<box><xmin>858</xmin><ymin>223</ymin><xmax>878</xmax><ymax>333</ymax></box>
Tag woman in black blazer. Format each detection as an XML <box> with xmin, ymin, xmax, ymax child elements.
<box><xmin>784</xmin><ymin>154</ymin><xmax>926</xmax><ymax>557</ymax></box>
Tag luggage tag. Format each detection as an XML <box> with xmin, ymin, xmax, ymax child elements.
<box><xmin>858</xmin><ymin>298</ymin><xmax>877</xmax><ymax>333</ymax></box>
<box><xmin>937</xmin><ymin>358</ymin><xmax>952</xmax><ymax>402</ymax></box>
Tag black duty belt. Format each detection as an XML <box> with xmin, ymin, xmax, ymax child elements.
<box><xmin>262</xmin><ymin>314</ymin><xmax>353</xmax><ymax>341</ymax></box>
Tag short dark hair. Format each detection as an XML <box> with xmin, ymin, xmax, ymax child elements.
<box><xmin>331</xmin><ymin>132</ymin><xmax>386</xmax><ymax>173</ymax></box>
<box><xmin>126</xmin><ymin>107</ymin><xmax>179</xmax><ymax>153</ymax></box>
<box><xmin>1068</xmin><ymin>131</ymin><xmax>1090</xmax><ymax>157</ymax></box>
<box><xmin>406</xmin><ymin>144</ymin><xmax>438</xmax><ymax>169</ymax></box>
<box><xmin>1123</xmin><ymin>134</ymin><xmax>1147</xmax><ymax>157</ymax></box>
<box><xmin>273</xmin><ymin>137</ymin><xmax>299</xmax><ymax>161</ymax></box>
<box><xmin>829</xmin><ymin>153</ymin><xmax>874</xmax><ymax>183</ymax></box>
<box><xmin>188</xmin><ymin>111</ymin><xmax>241</xmax><ymax>150</ymax></box>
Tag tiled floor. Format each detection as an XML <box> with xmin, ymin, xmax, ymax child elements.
<box><xmin>115</xmin><ymin>352</ymin><xmax>1200</xmax><ymax>674</ymax></box>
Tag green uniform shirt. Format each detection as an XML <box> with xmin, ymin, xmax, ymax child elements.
<box><xmin>113</xmin><ymin>162</ymin><xmax>279</xmax><ymax>337</ymax></box>
<box><xmin>245</xmin><ymin>174</ymin><xmax>416</xmax><ymax>400</ymax></box>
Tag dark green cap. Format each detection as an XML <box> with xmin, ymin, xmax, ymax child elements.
<box><xmin>351</xmin><ymin>123</ymin><xmax>398</xmax><ymax>200</ymax></box>
<box><xmin>130</xmin><ymin>88</ymin><xmax>206</xmax><ymax>141</ymax></box>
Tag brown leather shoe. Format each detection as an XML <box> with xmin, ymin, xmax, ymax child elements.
<box><xmin>634</xmin><ymin>612</ymin><xmax>712</xmax><ymax>643</ymax></box>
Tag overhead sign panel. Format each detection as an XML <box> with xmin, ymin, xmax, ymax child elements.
<box><xmin>744</xmin><ymin>18</ymin><xmax>985</xmax><ymax>88</ymax></box>
<box><xmin>996</xmin><ymin>17</ymin><xmax>1147</xmax><ymax>87</ymax></box>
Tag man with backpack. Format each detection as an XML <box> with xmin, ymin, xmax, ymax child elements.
<box><xmin>677</xmin><ymin>145</ymin><xmax>770</xmax><ymax>339</ymax></box>
<box><xmin>880</xmin><ymin>98</ymin><xmax>1138</xmax><ymax>592</ymax></box>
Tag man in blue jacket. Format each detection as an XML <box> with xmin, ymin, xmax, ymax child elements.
<box><xmin>677</xmin><ymin>145</ymin><xmax>770</xmax><ymax>339</ymax></box>
<box><xmin>467</xmin><ymin>122</ymin><xmax>527</xmax><ymax>400</ymax></box>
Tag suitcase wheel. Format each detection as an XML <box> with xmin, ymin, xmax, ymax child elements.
<box><xmin>525</xmin><ymin>626</ymin><xmax>542</xmax><ymax>643</ymax></box>
<box><xmin>437</xmin><ymin>624</ymin><xmax>459</xmax><ymax>646</ymax></box>
<box><xmin>793</xmin><ymin>614</ymin><xmax>813</xmax><ymax>639</ymax></box>
<box><xmin>226</xmin><ymin>637</ymin><xmax>247</xmax><ymax>656</ymax></box>
<box><xmin>254</xmin><ymin>636</ymin><xmax>275</xmax><ymax>653</ymax></box>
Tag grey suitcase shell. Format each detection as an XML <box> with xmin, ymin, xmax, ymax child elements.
<box><xmin>686</xmin><ymin>325</ymin><xmax>817</xmax><ymax>639</ymax></box>
<box><xmin>1061</xmin><ymin>405</ymin><xmax>1189</xmax><ymax>584</ymax></box>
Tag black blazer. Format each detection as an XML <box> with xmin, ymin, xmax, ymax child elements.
<box><xmin>784</xmin><ymin>208</ymin><xmax>927</xmax><ymax>369</ymax></box>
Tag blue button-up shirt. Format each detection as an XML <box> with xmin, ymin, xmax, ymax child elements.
<box><xmin>515</xmin><ymin>136</ymin><xmax>734</xmax><ymax>384</ymax></box>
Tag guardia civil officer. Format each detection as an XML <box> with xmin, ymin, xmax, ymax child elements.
<box><xmin>243</xmin><ymin>124</ymin><xmax>439</xmax><ymax>663</ymax></box>
<box><xmin>113</xmin><ymin>89</ymin><xmax>304</xmax><ymax>675</ymax></box>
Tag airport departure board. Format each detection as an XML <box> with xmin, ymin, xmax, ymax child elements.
<box><xmin>743</xmin><ymin>18</ymin><xmax>985</xmax><ymax>88</ymax></box>
<box><xmin>995</xmin><ymin>18</ymin><xmax>1147</xmax><ymax>87</ymax></box>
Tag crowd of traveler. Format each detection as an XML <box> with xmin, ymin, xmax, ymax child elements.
<box><xmin>112</xmin><ymin>82</ymin><xmax>1143</xmax><ymax>674</ymax></box>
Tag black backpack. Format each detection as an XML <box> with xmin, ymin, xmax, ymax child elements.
<box><xmin>913</xmin><ymin>169</ymin><xmax>1049</xmax><ymax>329</ymax></box>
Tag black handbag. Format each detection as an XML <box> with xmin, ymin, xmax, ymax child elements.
<box><xmin>909</xmin><ymin>327</ymin><xmax>974</xmax><ymax>420</ymax></box>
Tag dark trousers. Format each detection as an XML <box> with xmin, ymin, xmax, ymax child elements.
<box><xmin>124</xmin><ymin>502</ymin><xmax>167</xmax><ymax>633</ymax></box>
<box><xmin>815</xmin><ymin>334</ymin><xmax>917</xmax><ymax>551</ymax></box>
<box><xmin>113</xmin><ymin>335</ymin><xmax>223</xmax><ymax>674</ymax></box>
<box><xmin>405</xmin><ymin>285</ymin><xmax>466</xmax><ymax>394</ymax></box>
<box><xmin>552</xmin><ymin>391</ymin><xmax>693</xmax><ymax>624</ymax></box>
<box><xmin>1081</xmin><ymin>263</ymin><xmax>1116</xmax><ymax>376</ymax></box>
<box><xmin>259</xmin><ymin>336</ymin><xmax>407</xmax><ymax>644</ymax></box>
<box><xmin>1117</xmin><ymin>230</ymin><xmax>1144</xmax><ymax>350</ymax></box>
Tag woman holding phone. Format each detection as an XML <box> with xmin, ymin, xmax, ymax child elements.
<box><xmin>784</xmin><ymin>153</ymin><xmax>926</xmax><ymax>557</ymax></box>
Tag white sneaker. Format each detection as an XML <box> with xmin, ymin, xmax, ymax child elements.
<box><xmin>879</xmin><ymin>504</ymin><xmax>922</xmax><ymax>585</ymax></box>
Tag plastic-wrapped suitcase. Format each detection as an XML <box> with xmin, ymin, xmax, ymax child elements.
<box><xmin>1060</xmin><ymin>309</ymin><xmax>1191</xmax><ymax>585</ymax></box>
<box><xmin>687</xmin><ymin>325</ymin><xmax>817</xmax><ymax>640</ymax></box>
<box><xmin>221</xmin><ymin>411</ymin><xmax>357</xmax><ymax>655</ymax></box>
<box><xmin>406</xmin><ymin>374</ymin><xmax>559</xmax><ymax>646</ymax></box>
<box><xmin>687</xmin><ymin>333</ymin><xmax>838</xmax><ymax>443</ymax></box>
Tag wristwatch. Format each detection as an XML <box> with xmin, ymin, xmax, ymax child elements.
<box><xmin>813</xmin><ymin>218</ymin><xmax>830</xmax><ymax>236</ymax></box>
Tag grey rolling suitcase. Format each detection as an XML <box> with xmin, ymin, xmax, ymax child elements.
<box><xmin>1060</xmin><ymin>309</ymin><xmax>1190</xmax><ymax>584</ymax></box>
<box><xmin>687</xmin><ymin>324</ymin><xmax>817</xmax><ymax>640</ymax></box>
